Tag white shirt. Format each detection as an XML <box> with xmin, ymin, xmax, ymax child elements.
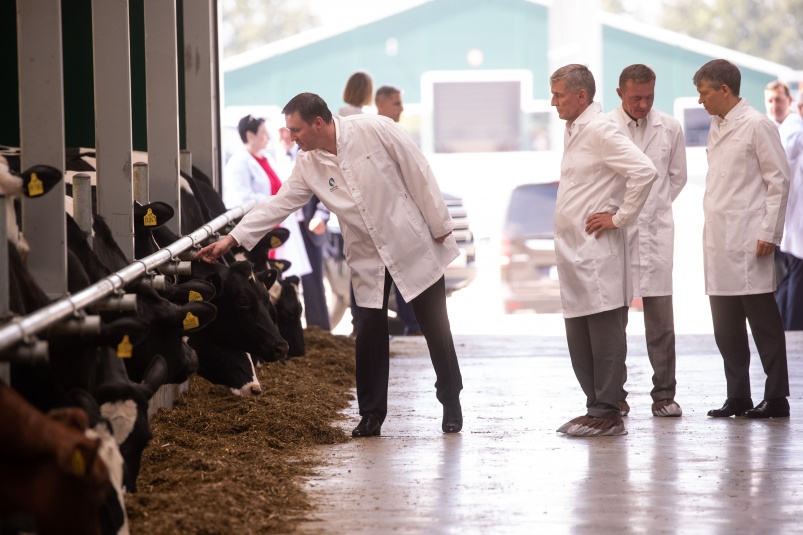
<box><xmin>704</xmin><ymin>99</ymin><xmax>790</xmax><ymax>295</ymax></box>
<box><xmin>609</xmin><ymin>106</ymin><xmax>688</xmax><ymax>297</ymax></box>
<box><xmin>554</xmin><ymin>102</ymin><xmax>658</xmax><ymax>318</ymax></box>
<box><xmin>223</xmin><ymin>148</ymin><xmax>311</xmax><ymax>277</ymax></box>
<box><xmin>775</xmin><ymin>112</ymin><xmax>803</xmax><ymax>258</ymax></box>
<box><xmin>230</xmin><ymin>114</ymin><xmax>459</xmax><ymax>308</ymax></box>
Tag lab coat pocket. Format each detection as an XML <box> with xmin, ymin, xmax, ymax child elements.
<box><xmin>725</xmin><ymin>209</ymin><xmax>762</xmax><ymax>253</ymax></box>
<box><xmin>574</xmin><ymin>219</ymin><xmax>614</xmax><ymax>261</ymax></box>
<box><xmin>400</xmin><ymin>192</ymin><xmax>425</xmax><ymax>239</ymax></box>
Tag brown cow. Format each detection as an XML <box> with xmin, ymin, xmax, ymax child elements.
<box><xmin>0</xmin><ymin>380</ymin><xmax>111</xmax><ymax>535</ymax></box>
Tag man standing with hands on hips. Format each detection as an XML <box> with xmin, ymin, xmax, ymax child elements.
<box><xmin>694</xmin><ymin>59</ymin><xmax>791</xmax><ymax>419</ymax></box>
<box><xmin>196</xmin><ymin>92</ymin><xmax>464</xmax><ymax>437</ymax></box>
<box><xmin>609</xmin><ymin>64</ymin><xmax>687</xmax><ymax>418</ymax></box>
<box><xmin>550</xmin><ymin>64</ymin><xmax>657</xmax><ymax>437</ymax></box>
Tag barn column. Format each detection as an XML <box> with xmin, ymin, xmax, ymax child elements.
<box><xmin>143</xmin><ymin>0</ymin><xmax>181</xmax><ymax>235</ymax></box>
<box><xmin>17</xmin><ymin>0</ymin><xmax>68</xmax><ymax>297</ymax></box>
<box><xmin>92</xmin><ymin>0</ymin><xmax>135</xmax><ymax>259</ymax></box>
<box><xmin>182</xmin><ymin>0</ymin><xmax>222</xmax><ymax>189</ymax></box>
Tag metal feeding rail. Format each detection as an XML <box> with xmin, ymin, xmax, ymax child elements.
<box><xmin>0</xmin><ymin>200</ymin><xmax>255</xmax><ymax>356</ymax></box>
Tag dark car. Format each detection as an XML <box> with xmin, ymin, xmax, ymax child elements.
<box><xmin>500</xmin><ymin>182</ymin><xmax>561</xmax><ymax>313</ymax></box>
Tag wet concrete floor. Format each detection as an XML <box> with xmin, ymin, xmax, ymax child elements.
<box><xmin>299</xmin><ymin>330</ymin><xmax>803</xmax><ymax>534</ymax></box>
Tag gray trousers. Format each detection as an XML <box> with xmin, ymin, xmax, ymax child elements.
<box><xmin>621</xmin><ymin>295</ymin><xmax>677</xmax><ymax>402</ymax></box>
<box><xmin>709</xmin><ymin>293</ymin><xmax>789</xmax><ymax>400</ymax></box>
<box><xmin>564</xmin><ymin>306</ymin><xmax>629</xmax><ymax>419</ymax></box>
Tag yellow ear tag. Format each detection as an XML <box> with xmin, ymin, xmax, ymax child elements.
<box><xmin>188</xmin><ymin>290</ymin><xmax>203</xmax><ymax>302</ymax></box>
<box><xmin>183</xmin><ymin>311</ymin><xmax>200</xmax><ymax>330</ymax></box>
<box><xmin>28</xmin><ymin>172</ymin><xmax>45</xmax><ymax>196</ymax></box>
<box><xmin>270</xmin><ymin>236</ymin><xmax>282</xmax><ymax>248</ymax></box>
<box><xmin>69</xmin><ymin>449</ymin><xmax>86</xmax><ymax>477</ymax></box>
<box><xmin>143</xmin><ymin>207</ymin><xmax>158</xmax><ymax>227</ymax></box>
<box><xmin>275</xmin><ymin>261</ymin><xmax>284</xmax><ymax>271</ymax></box>
<box><xmin>117</xmin><ymin>334</ymin><xmax>133</xmax><ymax>358</ymax></box>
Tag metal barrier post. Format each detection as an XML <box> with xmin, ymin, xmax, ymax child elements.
<box><xmin>73</xmin><ymin>173</ymin><xmax>93</xmax><ymax>247</ymax></box>
<box><xmin>0</xmin><ymin>193</ymin><xmax>9</xmax><ymax>382</ymax></box>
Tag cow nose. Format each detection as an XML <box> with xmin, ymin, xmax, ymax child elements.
<box><xmin>251</xmin><ymin>385</ymin><xmax>262</xmax><ymax>396</ymax></box>
<box><xmin>276</xmin><ymin>340</ymin><xmax>289</xmax><ymax>358</ymax></box>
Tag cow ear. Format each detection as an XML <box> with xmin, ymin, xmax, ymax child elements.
<box><xmin>255</xmin><ymin>268</ymin><xmax>279</xmax><ymax>289</ymax></box>
<box><xmin>140</xmin><ymin>354</ymin><xmax>168</xmax><ymax>398</ymax></box>
<box><xmin>174</xmin><ymin>301</ymin><xmax>217</xmax><ymax>333</ymax></box>
<box><xmin>263</xmin><ymin>227</ymin><xmax>290</xmax><ymax>249</ymax></box>
<box><xmin>159</xmin><ymin>279</ymin><xmax>216</xmax><ymax>304</ymax></box>
<box><xmin>133</xmin><ymin>201</ymin><xmax>174</xmax><ymax>230</ymax></box>
<box><xmin>19</xmin><ymin>164</ymin><xmax>62</xmax><ymax>198</ymax></box>
<box><xmin>98</xmin><ymin>317</ymin><xmax>150</xmax><ymax>351</ymax></box>
<box><xmin>267</xmin><ymin>258</ymin><xmax>291</xmax><ymax>275</ymax></box>
<box><xmin>69</xmin><ymin>388</ymin><xmax>102</xmax><ymax>427</ymax></box>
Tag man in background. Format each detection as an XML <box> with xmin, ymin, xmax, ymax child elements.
<box><xmin>609</xmin><ymin>64</ymin><xmax>687</xmax><ymax>418</ymax></box>
<box><xmin>765</xmin><ymin>81</ymin><xmax>803</xmax><ymax>330</ymax></box>
<box><xmin>375</xmin><ymin>85</ymin><xmax>421</xmax><ymax>336</ymax></box>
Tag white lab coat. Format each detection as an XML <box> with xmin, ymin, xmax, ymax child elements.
<box><xmin>609</xmin><ymin>106</ymin><xmax>687</xmax><ymax>297</ymax></box>
<box><xmin>776</xmin><ymin>112</ymin><xmax>803</xmax><ymax>259</ymax></box>
<box><xmin>230</xmin><ymin>114</ymin><xmax>459</xmax><ymax>308</ymax></box>
<box><xmin>223</xmin><ymin>148</ymin><xmax>311</xmax><ymax>277</ymax></box>
<box><xmin>704</xmin><ymin>99</ymin><xmax>790</xmax><ymax>295</ymax></box>
<box><xmin>554</xmin><ymin>102</ymin><xmax>658</xmax><ymax>318</ymax></box>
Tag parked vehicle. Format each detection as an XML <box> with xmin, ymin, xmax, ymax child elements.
<box><xmin>500</xmin><ymin>182</ymin><xmax>561</xmax><ymax>313</ymax></box>
<box><xmin>443</xmin><ymin>192</ymin><xmax>477</xmax><ymax>296</ymax></box>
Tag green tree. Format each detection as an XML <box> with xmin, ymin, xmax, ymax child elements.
<box><xmin>661</xmin><ymin>0</ymin><xmax>803</xmax><ymax>69</ymax></box>
<box><xmin>220</xmin><ymin>0</ymin><xmax>320</xmax><ymax>58</ymax></box>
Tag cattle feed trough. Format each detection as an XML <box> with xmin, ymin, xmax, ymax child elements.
<box><xmin>0</xmin><ymin>200</ymin><xmax>256</xmax><ymax>357</ymax></box>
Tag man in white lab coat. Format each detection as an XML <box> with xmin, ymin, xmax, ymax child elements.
<box><xmin>609</xmin><ymin>64</ymin><xmax>687</xmax><ymax>418</ymax></box>
<box><xmin>550</xmin><ymin>64</ymin><xmax>658</xmax><ymax>437</ymax></box>
<box><xmin>764</xmin><ymin>80</ymin><xmax>803</xmax><ymax>331</ymax></box>
<box><xmin>694</xmin><ymin>59</ymin><xmax>791</xmax><ymax>419</ymax></box>
<box><xmin>196</xmin><ymin>93</ymin><xmax>464</xmax><ymax>436</ymax></box>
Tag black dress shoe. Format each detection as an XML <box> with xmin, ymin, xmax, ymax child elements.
<box><xmin>442</xmin><ymin>400</ymin><xmax>463</xmax><ymax>433</ymax></box>
<box><xmin>707</xmin><ymin>398</ymin><xmax>754</xmax><ymax>417</ymax></box>
<box><xmin>742</xmin><ymin>398</ymin><xmax>790</xmax><ymax>418</ymax></box>
<box><xmin>352</xmin><ymin>413</ymin><xmax>383</xmax><ymax>437</ymax></box>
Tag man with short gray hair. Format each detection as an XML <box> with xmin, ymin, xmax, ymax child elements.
<box><xmin>550</xmin><ymin>64</ymin><xmax>657</xmax><ymax>437</ymax></box>
<box><xmin>609</xmin><ymin>64</ymin><xmax>687</xmax><ymax>418</ymax></box>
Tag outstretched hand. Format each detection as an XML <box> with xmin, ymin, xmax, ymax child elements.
<box><xmin>585</xmin><ymin>212</ymin><xmax>617</xmax><ymax>238</ymax></box>
<box><xmin>195</xmin><ymin>235</ymin><xmax>237</xmax><ymax>263</ymax></box>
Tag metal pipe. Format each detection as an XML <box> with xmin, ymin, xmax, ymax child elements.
<box><xmin>2</xmin><ymin>340</ymin><xmax>49</xmax><ymax>364</ymax></box>
<box><xmin>73</xmin><ymin>173</ymin><xmax>93</xmax><ymax>247</ymax></box>
<box><xmin>0</xmin><ymin>200</ymin><xmax>255</xmax><ymax>354</ymax></box>
<box><xmin>90</xmin><ymin>293</ymin><xmax>138</xmax><ymax>313</ymax></box>
<box><xmin>157</xmin><ymin>261</ymin><xmax>192</xmax><ymax>276</ymax></box>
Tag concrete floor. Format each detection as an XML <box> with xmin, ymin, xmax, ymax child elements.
<box><xmin>299</xmin><ymin>331</ymin><xmax>803</xmax><ymax>535</ymax></box>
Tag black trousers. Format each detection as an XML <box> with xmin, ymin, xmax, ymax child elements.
<box><xmin>709</xmin><ymin>293</ymin><xmax>789</xmax><ymax>400</ymax></box>
<box><xmin>354</xmin><ymin>271</ymin><xmax>462</xmax><ymax>418</ymax></box>
<box><xmin>300</xmin><ymin>229</ymin><xmax>330</xmax><ymax>331</ymax></box>
<box><xmin>776</xmin><ymin>251</ymin><xmax>803</xmax><ymax>331</ymax></box>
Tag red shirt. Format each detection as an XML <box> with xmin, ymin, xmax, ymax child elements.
<box><xmin>252</xmin><ymin>153</ymin><xmax>283</xmax><ymax>195</ymax></box>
